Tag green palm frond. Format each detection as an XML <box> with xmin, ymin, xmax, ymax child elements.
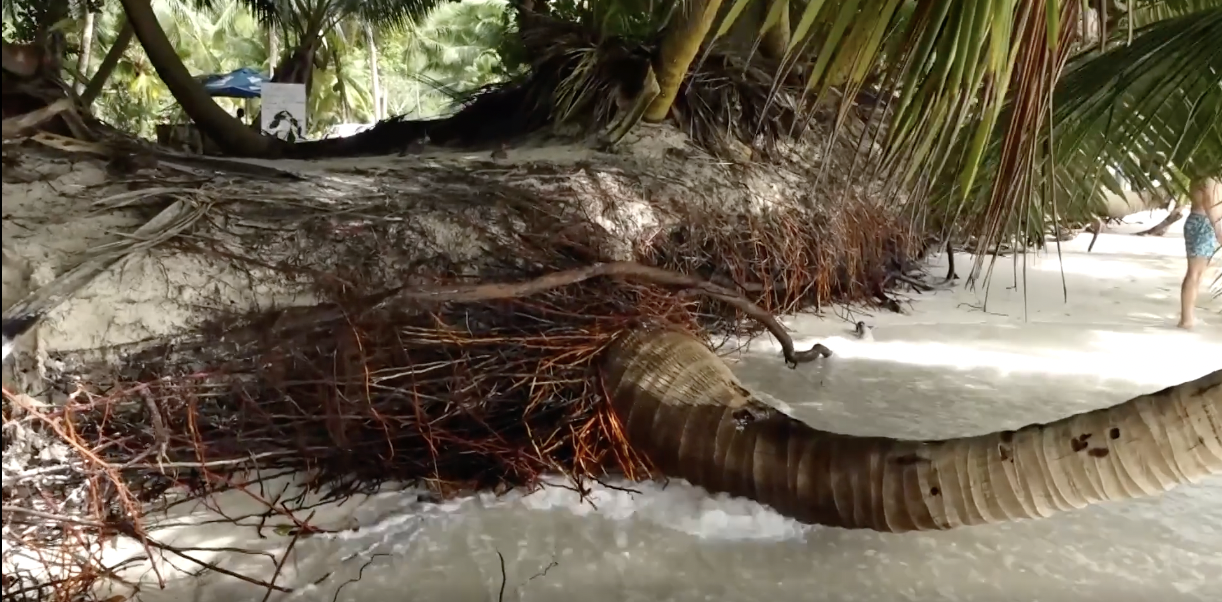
<box><xmin>189</xmin><ymin>0</ymin><xmax>444</xmax><ymax>39</ymax></box>
<box><xmin>547</xmin><ymin>0</ymin><xmax>675</xmax><ymax>40</ymax></box>
<box><xmin>193</xmin><ymin>0</ymin><xmax>279</xmax><ymax>28</ymax></box>
<box><xmin>928</xmin><ymin>6</ymin><xmax>1220</xmax><ymax>266</ymax></box>
<box><xmin>701</xmin><ymin>0</ymin><xmax>1080</xmax><ymax>251</ymax></box>
<box><xmin>690</xmin><ymin>0</ymin><xmax>1221</xmax><ymax>257</ymax></box>
<box><xmin>1052</xmin><ymin>9</ymin><xmax>1222</xmax><ymax>202</ymax></box>
<box><xmin>353</xmin><ymin>0</ymin><xmax>451</xmax><ymax>31</ymax></box>
<box><xmin>1120</xmin><ymin>0</ymin><xmax>1222</xmax><ymax>29</ymax></box>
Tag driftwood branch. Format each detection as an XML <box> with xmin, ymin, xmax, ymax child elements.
<box><xmin>2</xmin><ymin>99</ymin><xmax>73</xmax><ymax>140</ymax></box>
<box><xmin>389</xmin><ymin>262</ymin><xmax>836</xmax><ymax>366</ymax></box>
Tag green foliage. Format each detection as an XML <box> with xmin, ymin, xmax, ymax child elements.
<box><xmin>2</xmin><ymin>0</ymin><xmax>66</xmax><ymax>41</ymax></box>
<box><xmin>374</xmin><ymin>0</ymin><xmax>512</xmax><ymax>117</ymax></box>
<box><xmin>11</xmin><ymin>0</ymin><xmax>512</xmax><ymax>136</ymax></box>
<box><xmin>937</xmin><ymin>3</ymin><xmax>1222</xmax><ymax>245</ymax></box>
<box><xmin>81</xmin><ymin>0</ymin><xmax>265</xmax><ymax>138</ymax></box>
<box><xmin>198</xmin><ymin>0</ymin><xmax>446</xmax><ymax>46</ymax></box>
<box><xmin>1049</xmin><ymin>9</ymin><xmax>1222</xmax><ymax>206</ymax></box>
<box><xmin>491</xmin><ymin>0</ymin><xmax>673</xmax><ymax>75</ymax></box>
<box><xmin>708</xmin><ymin>0</ymin><xmax>1222</xmax><ymax>261</ymax></box>
<box><xmin>546</xmin><ymin>0</ymin><xmax>674</xmax><ymax>41</ymax></box>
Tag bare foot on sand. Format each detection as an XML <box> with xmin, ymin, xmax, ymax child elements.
<box><xmin>1177</xmin><ymin>316</ymin><xmax>1210</xmax><ymax>329</ymax></box>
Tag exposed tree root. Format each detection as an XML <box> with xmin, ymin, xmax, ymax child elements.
<box><xmin>232</xmin><ymin>261</ymin><xmax>835</xmax><ymax>368</ymax></box>
<box><xmin>1135</xmin><ymin>205</ymin><xmax>1185</xmax><ymax>237</ymax></box>
<box><xmin>885</xmin><ymin>271</ymin><xmax>956</xmax><ymax>293</ymax></box>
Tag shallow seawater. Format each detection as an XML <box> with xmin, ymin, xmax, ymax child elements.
<box><xmin>89</xmin><ymin>318</ymin><xmax>1222</xmax><ymax>602</ymax></box>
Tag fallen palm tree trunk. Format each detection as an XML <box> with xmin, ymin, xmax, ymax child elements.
<box><xmin>603</xmin><ymin>328</ymin><xmax>1222</xmax><ymax>532</ymax></box>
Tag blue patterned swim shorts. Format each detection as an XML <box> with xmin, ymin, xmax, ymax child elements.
<box><xmin>1185</xmin><ymin>212</ymin><xmax>1219</xmax><ymax>259</ymax></box>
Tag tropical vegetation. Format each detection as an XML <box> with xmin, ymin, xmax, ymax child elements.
<box><xmin>3</xmin><ymin>0</ymin><xmax>512</xmax><ymax>138</ymax></box>
<box><xmin>6</xmin><ymin>0</ymin><xmax>1217</xmax><ymax>251</ymax></box>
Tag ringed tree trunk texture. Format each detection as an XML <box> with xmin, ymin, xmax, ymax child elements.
<box><xmin>75</xmin><ymin>10</ymin><xmax>96</xmax><ymax>95</ymax></box>
<box><xmin>365</xmin><ymin>24</ymin><xmax>382</xmax><ymax>121</ymax></box>
<box><xmin>116</xmin><ymin>0</ymin><xmax>277</xmax><ymax>156</ymax></box>
<box><xmin>645</xmin><ymin>0</ymin><xmax>725</xmax><ymax>122</ymax></box>
<box><xmin>604</xmin><ymin>329</ymin><xmax>1222</xmax><ymax>532</ymax></box>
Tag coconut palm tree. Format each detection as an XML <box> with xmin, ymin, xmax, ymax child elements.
<box><xmin>586</xmin><ymin>0</ymin><xmax>1222</xmax><ymax>531</ymax></box>
<box><xmin>379</xmin><ymin>0</ymin><xmax>508</xmax><ymax>115</ymax></box>
<box><xmin>359</xmin><ymin>4</ymin><xmax>514</xmax><ymax>124</ymax></box>
<box><xmin>604</xmin><ymin>329</ymin><xmax>1220</xmax><ymax>532</ymax></box>
<box><xmin>76</xmin><ymin>0</ymin><xmax>269</xmax><ymax>137</ymax></box>
<box><xmin>112</xmin><ymin>0</ymin><xmax>448</xmax><ymax>154</ymax></box>
<box><xmin>946</xmin><ymin>4</ymin><xmax>1220</xmax><ymax>263</ymax></box>
<box><xmin>20</xmin><ymin>0</ymin><xmax>1222</xmax><ymax>531</ymax></box>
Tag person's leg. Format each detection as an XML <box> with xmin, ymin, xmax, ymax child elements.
<box><xmin>1179</xmin><ymin>257</ymin><xmax>1207</xmax><ymax>329</ymax></box>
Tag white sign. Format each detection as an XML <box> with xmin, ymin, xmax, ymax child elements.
<box><xmin>260</xmin><ymin>82</ymin><xmax>307</xmax><ymax>142</ymax></box>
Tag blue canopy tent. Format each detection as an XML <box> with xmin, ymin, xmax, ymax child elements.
<box><xmin>159</xmin><ymin>67</ymin><xmax>268</xmax><ymax>153</ymax></box>
<box><xmin>197</xmin><ymin>67</ymin><xmax>268</xmax><ymax>98</ymax></box>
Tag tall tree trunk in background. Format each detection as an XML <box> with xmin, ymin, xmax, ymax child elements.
<box><xmin>337</xmin><ymin>64</ymin><xmax>352</xmax><ymax>124</ymax></box>
<box><xmin>117</xmin><ymin>0</ymin><xmax>275</xmax><ymax>156</ymax></box>
<box><xmin>81</xmin><ymin>19</ymin><xmax>133</xmax><ymax>104</ymax></box>
<box><xmin>759</xmin><ymin>0</ymin><xmax>790</xmax><ymax>59</ymax></box>
<box><xmin>644</xmin><ymin>0</ymin><xmax>724</xmax><ymax>122</ymax></box>
<box><xmin>365</xmin><ymin>24</ymin><xmax>381</xmax><ymax>121</ymax></box>
<box><xmin>34</xmin><ymin>0</ymin><xmax>71</xmax><ymax>74</ymax></box>
<box><xmin>271</xmin><ymin>38</ymin><xmax>319</xmax><ymax>93</ymax></box>
<box><xmin>251</xmin><ymin>37</ymin><xmax>320</xmax><ymax>131</ymax></box>
<box><xmin>269</xmin><ymin>28</ymin><xmax>278</xmax><ymax>77</ymax></box>
<box><xmin>75</xmin><ymin>10</ymin><xmax>96</xmax><ymax>94</ymax></box>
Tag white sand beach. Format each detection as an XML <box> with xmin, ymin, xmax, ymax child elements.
<box><xmin>8</xmin><ymin>210</ymin><xmax>1207</xmax><ymax>602</ymax></box>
